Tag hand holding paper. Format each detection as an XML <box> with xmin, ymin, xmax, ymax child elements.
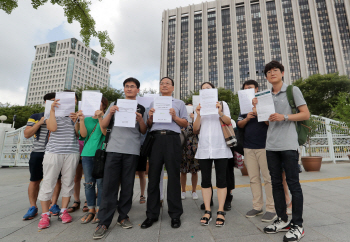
<box><xmin>55</xmin><ymin>92</ymin><xmax>76</xmax><ymax>117</ymax></box>
<box><xmin>199</xmin><ymin>89</ymin><xmax>218</xmax><ymax>116</ymax></box>
<box><xmin>255</xmin><ymin>90</ymin><xmax>275</xmax><ymax>122</ymax></box>
<box><xmin>114</xmin><ymin>99</ymin><xmax>137</xmax><ymax>128</ymax></box>
<box><xmin>81</xmin><ymin>91</ymin><xmax>102</xmax><ymax>117</ymax></box>
<box><xmin>153</xmin><ymin>96</ymin><xmax>172</xmax><ymax>123</ymax></box>
<box><xmin>238</xmin><ymin>88</ymin><xmax>255</xmax><ymax>115</ymax></box>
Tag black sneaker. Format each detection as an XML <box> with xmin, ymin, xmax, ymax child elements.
<box><xmin>283</xmin><ymin>224</ymin><xmax>304</xmax><ymax>242</ymax></box>
<box><xmin>224</xmin><ymin>194</ymin><xmax>233</xmax><ymax>211</ymax></box>
<box><xmin>93</xmin><ymin>225</ymin><xmax>107</xmax><ymax>240</ymax></box>
<box><xmin>264</xmin><ymin>218</ymin><xmax>290</xmax><ymax>234</ymax></box>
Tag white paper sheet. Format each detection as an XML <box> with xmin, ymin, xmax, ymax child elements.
<box><xmin>81</xmin><ymin>91</ymin><xmax>102</xmax><ymax>117</ymax></box>
<box><xmin>238</xmin><ymin>88</ymin><xmax>255</xmax><ymax>115</ymax></box>
<box><xmin>186</xmin><ymin>106</ymin><xmax>194</xmax><ymax>122</ymax></box>
<box><xmin>44</xmin><ymin>100</ymin><xmax>53</xmax><ymax>119</ymax></box>
<box><xmin>55</xmin><ymin>92</ymin><xmax>76</xmax><ymax>117</ymax></box>
<box><xmin>114</xmin><ymin>99</ymin><xmax>137</xmax><ymax>128</ymax></box>
<box><xmin>136</xmin><ymin>96</ymin><xmax>154</xmax><ymax>109</ymax></box>
<box><xmin>192</xmin><ymin>95</ymin><xmax>200</xmax><ymax>121</ymax></box>
<box><xmin>144</xmin><ymin>93</ymin><xmax>159</xmax><ymax>98</ymax></box>
<box><xmin>153</xmin><ymin>96</ymin><xmax>172</xmax><ymax>123</ymax></box>
<box><xmin>255</xmin><ymin>90</ymin><xmax>276</xmax><ymax>122</ymax></box>
<box><xmin>199</xmin><ymin>89</ymin><xmax>218</xmax><ymax>116</ymax></box>
<box><xmin>78</xmin><ymin>101</ymin><xmax>82</xmax><ymax>111</ymax></box>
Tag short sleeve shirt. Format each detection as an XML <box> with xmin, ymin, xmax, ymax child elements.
<box><xmin>80</xmin><ymin>117</ymin><xmax>105</xmax><ymax>157</ymax></box>
<box><xmin>45</xmin><ymin>116</ymin><xmax>80</xmax><ymax>154</ymax></box>
<box><xmin>149</xmin><ymin>98</ymin><xmax>188</xmax><ymax>133</ymax></box>
<box><xmin>27</xmin><ymin>112</ymin><xmax>48</xmax><ymax>152</ymax></box>
<box><xmin>266</xmin><ymin>83</ymin><xmax>307</xmax><ymax>151</ymax></box>
<box><xmin>237</xmin><ymin>114</ymin><xmax>268</xmax><ymax>149</ymax></box>
<box><xmin>104</xmin><ymin>101</ymin><xmax>147</xmax><ymax>156</ymax></box>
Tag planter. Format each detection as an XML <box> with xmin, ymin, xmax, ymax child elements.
<box><xmin>301</xmin><ymin>156</ymin><xmax>322</xmax><ymax>172</ymax></box>
<box><xmin>240</xmin><ymin>163</ymin><xmax>248</xmax><ymax>176</ymax></box>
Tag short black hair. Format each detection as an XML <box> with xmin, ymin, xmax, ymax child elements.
<box><xmin>200</xmin><ymin>82</ymin><xmax>215</xmax><ymax>89</ymax></box>
<box><xmin>242</xmin><ymin>80</ymin><xmax>259</xmax><ymax>90</ymax></box>
<box><xmin>43</xmin><ymin>92</ymin><xmax>55</xmax><ymax>102</ymax></box>
<box><xmin>160</xmin><ymin>77</ymin><xmax>174</xmax><ymax>86</ymax></box>
<box><xmin>264</xmin><ymin>60</ymin><xmax>284</xmax><ymax>77</ymax></box>
<box><xmin>64</xmin><ymin>90</ymin><xmax>79</xmax><ymax>101</ymax></box>
<box><xmin>123</xmin><ymin>77</ymin><xmax>140</xmax><ymax>89</ymax></box>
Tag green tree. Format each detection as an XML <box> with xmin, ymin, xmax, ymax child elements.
<box><xmin>74</xmin><ymin>85</ymin><xmax>124</xmax><ymax>103</ymax></box>
<box><xmin>331</xmin><ymin>92</ymin><xmax>350</xmax><ymax>133</ymax></box>
<box><xmin>0</xmin><ymin>0</ymin><xmax>114</xmax><ymax>56</ymax></box>
<box><xmin>293</xmin><ymin>73</ymin><xmax>350</xmax><ymax>118</ymax></box>
<box><xmin>138</xmin><ymin>88</ymin><xmax>158</xmax><ymax>97</ymax></box>
<box><xmin>0</xmin><ymin>103</ymin><xmax>45</xmax><ymax>129</ymax></box>
<box><xmin>181</xmin><ymin>88</ymin><xmax>240</xmax><ymax>121</ymax></box>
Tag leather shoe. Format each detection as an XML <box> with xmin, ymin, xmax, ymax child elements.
<box><xmin>171</xmin><ymin>218</ymin><xmax>181</xmax><ymax>228</ymax></box>
<box><xmin>141</xmin><ymin>218</ymin><xmax>158</xmax><ymax>229</ymax></box>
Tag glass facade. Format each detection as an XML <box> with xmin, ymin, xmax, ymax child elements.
<box><xmin>208</xmin><ymin>11</ymin><xmax>218</xmax><ymax>86</ymax></box>
<box><xmin>64</xmin><ymin>57</ymin><xmax>75</xmax><ymax>90</ymax></box>
<box><xmin>167</xmin><ymin>18</ymin><xmax>176</xmax><ymax>79</ymax></box>
<box><xmin>71</xmin><ymin>38</ymin><xmax>77</xmax><ymax>50</ymax></box>
<box><xmin>281</xmin><ymin>0</ymin><xmax>301</xmax><ymax>81</ymax></box>
<box><xmin>266</xmin><ymin>1</ymin><xmax>282</xmax><ymax>63</ymax></box>
<box><xmin>251</xmin><ymin>3</ymin><xmax>267</xmax><ymax>89</ymax></box>
<box><xmin>90</xmin><ymin>50</ymin><xmax>99</xmax><ymax>67</ymax></box>
<box><xmin>236</xmin><ymin>6</ymin><xmax>249</xmax><ymax>86</ymax></box>
<box><xmin>49</xmin><ymin>42</ymin><xmax>57</xmax><ymax>58</ymax></box>
<box><xmin>194</xmin><ymin>14</ymin><xmax>203</xmax><ymax>91</ymax></box>
<box><xmin>180</xmin><ymin>16</ymin><xmax>189</xmax><ymax>100</ymax></box>
<box><xmin>334</xmin><ymin>0</ymin><xmax>350</xmax><ymax>76</ymax></box>
<box><xmin>316</xmin><ymin>0</ymin><xmax>337</xmax><ymax>74</ymax></box>
<box><xmin>222</xmin><ymin>8</ymin><xmax>234</xmax><ymax>91</ymax></box>
<box><xmin>298</xmin><ymin>0</ymin><xmax>319</xmax><ymax>75</ymax></box>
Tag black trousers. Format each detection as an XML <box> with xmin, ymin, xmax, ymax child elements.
<box><xmin>146</xmin><ymin>134</ymin><xmax>183</xmax><ymax>219</ymax></box>
<box><xmin>199</xmin><ymin>158</ymin><xmax>228</xmax><ymax>188</ymax></box>
<box><xmin>226</xmin><ymin>157</ymin><xmax>235</xmax><ymax>191</ymax></box>
<box><xmin>98</xmin><ymin>152</ymin><xmax>138</xmax><ymax>228</ymax></box>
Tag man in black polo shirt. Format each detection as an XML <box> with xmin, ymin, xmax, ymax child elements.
<box><xmin>237</xmin><ymin>80</ymin><xmax>276</xmax><ymax>222</ymax></box>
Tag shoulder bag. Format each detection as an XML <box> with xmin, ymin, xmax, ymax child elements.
<box><xmin>219</xmin><ymin>101</ymin><xmax>237</xmax><ymax>148</ymax></box>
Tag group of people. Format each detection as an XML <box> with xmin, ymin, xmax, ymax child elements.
<box><xmin>23</xmin><ymin>60</ymin><xmax>309</xmax><ymax>242</ymax></box>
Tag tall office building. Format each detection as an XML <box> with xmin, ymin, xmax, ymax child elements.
<box><xmin>25</xmin><ymin>38</ymin><xmax>111</xmax><ymax>105</ymax></box>
<box><xmin>160</xmin><ymin>0</ymin><xmax>350</xmax><ymax>99</ymax></box>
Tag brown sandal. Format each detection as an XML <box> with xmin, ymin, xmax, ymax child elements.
<box><xmin>67</xmin><ymin>201</ymin><xmax>80</xmax><ymax>213</ymax></box>
<box><xmin>82</xmin><ymin>201</ymin><xmax>89</xmax><ymax>212</ymax></box>
<box><xmin>140</xmin><ymin>195</ymin><xmax>146</xmax><ymax>204</ymax></box>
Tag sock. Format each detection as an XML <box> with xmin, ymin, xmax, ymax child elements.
<box><xmin>60</xmin><ymin>208</ymin><xmax>67</xmax><ymax>213</ymax></box>
<box><xmin>42</xmin><ymin>212</ymin><xmax>50</xmax><ymax>216</ymax></box>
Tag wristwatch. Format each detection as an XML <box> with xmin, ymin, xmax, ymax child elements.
<box><xmin>284</xmin><ymin>114</ymin><xmax>289</xmax><ymax>121</ymax></box>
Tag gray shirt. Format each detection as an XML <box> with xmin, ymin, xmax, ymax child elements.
<box><xmin>149</xmin><ymin>98</ymin><xmax>188</xmax><ymax>133</ymax></box>
<box><xmin>104</xmin><ymin>102</ymin><xmax>147</xmax><ymax>156</ymax></box>
<box><xmin>266</xmin><ymin>82</ymin><xmax>306</xmax><ymax>151</ymax></box>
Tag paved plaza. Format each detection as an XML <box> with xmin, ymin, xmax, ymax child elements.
<box><xmin>1</xmin><ymin>162</ymin><xmax>350</xmax><ymax>242</ymax></box>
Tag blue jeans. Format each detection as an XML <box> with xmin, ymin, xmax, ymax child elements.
<box><xmin>82</xmin><ymin>156</ymin><xmax>103</xmax><ymax>209</ymax></box>
<box><xmin>266</xmin><ymin>150</ymin><xmax>303</xmax><ymax>226</ymax></box>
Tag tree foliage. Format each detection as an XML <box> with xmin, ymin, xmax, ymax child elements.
<box><xmin>331</xmin><ymin>92</ymin><xmax>350</xmax><ymax>135</ymax></box>
<box><xmin>293</xmin><ymin>73</ymin><xmax>350</xmax><ymax>118</ymax></box>
<box><xmin>74</xmin><ymin>85</ymin><xmax>124</xmax><ymax>104</ymax></box>
<box><xmin>0</xmin><ymin>103</ymin><xmax>45</xmax><ymax>129</ymax></box>
<box><xmin>138</xmin><ymin>88</ymin><xmax>158</xmax><ymax>97</ymax></box>
<box><xmin>0</xmin><ymin>0</ymin><xmax>114</xmax><ymax>56</ymax></box>
<box><xmin>181</xmin><ymin>88</ymin><xmax>240</xmax><ymax>121</ymax></box>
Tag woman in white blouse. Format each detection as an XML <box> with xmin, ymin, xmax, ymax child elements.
<box><xmin>193</xmin><ymin>82</ymin><xmax>233</xmax><ymax>227</ymax></box>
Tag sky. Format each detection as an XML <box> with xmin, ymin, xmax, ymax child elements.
<box><xmin>0</xmin><ymin>0</ymin><xmax>204</xmax><ymax>106</ymax></box>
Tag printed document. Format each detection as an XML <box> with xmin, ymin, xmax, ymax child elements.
<box><xmin>114</xmin><ymin>99</ymin><xmax>137</xmax><ymax>128</ymax></box>
<box><xmin>255</xmin><ymin>90</ymin><xmax>275</xmax><ymax>122</ymax></box>
<box><xmin>238</xmin><ymin>88</ymin><xmax>255</xmax><ymax>115</ymax></box>
<box><xmin>192</xmin><ymin>95</ymin><xmax>200</xmax><ymax>121</ymax></box>
<box><xmin>199</xmin><ymin>89</ymin><xmax>218</xmax><ymax>116</ymax></box>
<box><xmin>186</xmin><ymin>106</ymin><xmax>194</xmax><ymax>122</ymax></box>
<box><xmin>55</xmin><ymin>92</ymin><xmax>76</xmax><ymax>117</ymax></box>
<box><xmin>81</xmin><ymin>91</ymin><xmax>102</xmax><ymax>117</ymax></box>
<box><xmin>44</xmin><ymin>100</ymin><xmax>53</xmax><ymax>119</ymax></box>
<box><xmin>153</xmin><ymin>96</ymin><xmax>172</xmax><ymax>123</ymax></box>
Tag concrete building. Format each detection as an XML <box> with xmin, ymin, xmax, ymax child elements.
<box><xmin>160</xmin><ymin>0</ymin><xmax>350</xmax><ymax>99</ymax></box>
<box><xmin>25</xmin><ymin>38</ymin><xmax>111</xmax><ymax>105</ymax></box>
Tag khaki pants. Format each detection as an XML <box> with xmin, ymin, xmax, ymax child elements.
<box><xmin>38</xmin><ymin>153</ymin><xmax>80</xmax><ymax>201</ymax></box>
<box><xmin>244</xmin><ymin>148</ymin><xmax>275</xmax><ymax>212</ymax></box>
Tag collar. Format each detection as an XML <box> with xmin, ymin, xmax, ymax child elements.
<box><xmin>271</xmin><ymin>82</ymin><xmax>288</xmax><ymax>95</ymax></box>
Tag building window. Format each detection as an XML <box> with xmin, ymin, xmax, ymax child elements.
<box><xmin>167</xmin><ymin>18</ymin><xmax>176</xmax><ymax>79</ymax></box>
<box><xmin>222</xmin><ymin>8</ymin><xmax>234</xmax><ymax>91</ymax></box>
<box><xmin>194</xmin><ymin>14</ymin><xmax>203</xmax><ymax>91</ymax></box>
<box><xmin>236</xmin><ymin>6</ymin><xmax>249</xmax><ymax>86</ymax></box>
<box><xmin>208</xmin><ymin>11</ymin><xmax>218</xmax><ymax>86</ymax></box>
<box><xmin>180</xmin><ymin>16</ymin><xmax>189</xmax><ymax>100</ymax></box>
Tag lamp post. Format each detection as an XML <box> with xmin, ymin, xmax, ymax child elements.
<box><xmin>12</xmin><ymin>115</ymin><xmax>16</xmax><ymax>128</ymax></box>
<box><xmin>0</xmin><ymin>115</ymin><xmax>7</xmax><ymax>123</ymax></box>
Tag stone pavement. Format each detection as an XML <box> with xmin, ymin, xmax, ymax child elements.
<box><xmin>1</xmin><ymin>162</ymin><xmax>350</xmax><ymax>242</ymax></box>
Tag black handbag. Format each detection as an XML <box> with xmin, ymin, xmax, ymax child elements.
<box><xmin>140</xmin><ymin>131</ymin><xmax>155</xmax><ymax>157</ymax></box>
<box><xmin>231</xmin><ymin>127</ymin><xmax>244</xmax><ymax>155</ymax></box>
<box><xmin>92</xmin><ymin>101</ymin><xmax>116</xmax><ymax>179</ymax></box>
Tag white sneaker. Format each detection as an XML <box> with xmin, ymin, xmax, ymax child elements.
<box><xmin>181</xmin><ymin>192</ymin><xmax>186</xmax><ymax>200</ymax></box>
<box><xmin>192</xmin><ymin>192</ymin><xmax>198</xmax><ymax>200</ymax></box>
<box><xmin>283</xmin><ymin>224</ymin><xmax>304</xmax><ymax>242</ymax></box>
<box><xmin>264</xmin><ymin>217</ymin><xmax>290</xmax><ymax>234</ymax></box>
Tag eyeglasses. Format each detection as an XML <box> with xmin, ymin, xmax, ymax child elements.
<box><xmin>160</xmin><ymin>82</ymin><xmax>172</xmax><ymax>86</ymax></box>
<box><xmin>266</xmin><ymin>69</ymin><xmax>280</xmax><ymax>75</ymax></box>
<box><xmin>125</xmin><ymin>85</ymin><xmax>137</xmax><ymax>89</ymax></box>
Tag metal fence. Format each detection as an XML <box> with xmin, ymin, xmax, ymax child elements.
<box><xmin>0</xmin><ymin>115</ymin><xmax>349</xmax><ymax>166</ymax></box>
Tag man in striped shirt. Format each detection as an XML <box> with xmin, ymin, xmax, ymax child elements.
<box><xmin>23</xmin><ymin>93</ymin><xmax>62</xmax><ymax>221</ymax></box>
<box><xmin>37</xmin><ymin>91</ymin><xmax>80</xmax><ymax>229</ymax></box>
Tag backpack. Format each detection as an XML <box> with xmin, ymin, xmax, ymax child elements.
<box><xmin>286</xmin><ymin>85</ymin><xmax>311</xmax><ymax>146</ymax></box>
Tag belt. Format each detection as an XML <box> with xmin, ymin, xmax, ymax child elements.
<box><xmin>151</xmin><ymin>130</ymin><xmax>179</xmax><ymax>135</ymax></box>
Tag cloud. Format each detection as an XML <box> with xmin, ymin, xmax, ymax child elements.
<box><xmin>0</xmin><ymin>0</ymin><xmax>204</xmax><ymax>105</ymax></box>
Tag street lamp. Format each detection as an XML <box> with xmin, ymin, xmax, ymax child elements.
<box><xmin>0</xmin><ymin>115</ymin><xmax>7</xmax><ymax>123</ymax></box>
